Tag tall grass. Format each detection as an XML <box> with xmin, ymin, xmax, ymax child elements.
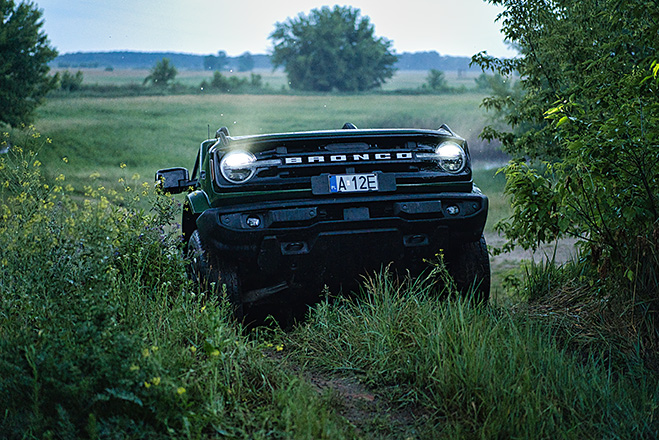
<box><xmin>0</xmin><ymin>128</ymin><xmax>353</xmax><ymax>439</ymax></box>
<box><xmin>288</xmin><ymin>270</ymin><xmax>658</xmax><ymax>438</ymax></box>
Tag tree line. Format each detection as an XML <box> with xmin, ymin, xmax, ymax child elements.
<box><xmin>53</xmin><ymin>51</ymin><xmax>478</xmax><ymax>74</ymax></box>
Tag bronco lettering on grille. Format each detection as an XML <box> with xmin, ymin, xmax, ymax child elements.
<box><xmin>284</xmin><ymin>152</ymin><xmax>413</xmax><ymax>165</ymax></box>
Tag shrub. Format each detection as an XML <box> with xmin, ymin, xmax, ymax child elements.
<box><xmin>58</xmin><ymin>70</ymin><xmax>84</xmax><ymax>92</ymax></box>
<box><xmin>473</xmin><ymin>0</ymin><xmax>659</xmax><ymax>325</ymax></box>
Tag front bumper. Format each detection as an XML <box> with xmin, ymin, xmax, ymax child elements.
<box><xmin>197</xmin><ymin>191</ymin><xmax>487</xmax><ymax>296</ymax></box>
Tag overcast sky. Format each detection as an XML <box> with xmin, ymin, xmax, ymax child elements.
<box><xmin>35</xmin><ymin>0</ymin><xmax>516</xmax><ymax>58</ymax></box>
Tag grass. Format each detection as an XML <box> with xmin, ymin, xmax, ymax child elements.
<box><xmin>53</xmin><ymin>68</ymin><xmax>484</xmax><ymax>92</ymax></box>
<box><xmin>0</xmin><ymin>138</ymin><xmax>355</xmax><ymax>438</ymax></box>
<box><xmin>2</xmin><ymin>125</ymin><xmax>656</xmax><ymax>439</ymax></box>
<box><xmin>32</xmin><ymin>91</ymin><xmax>503</xmax><ymax>204</ymax></box>
<box><xmin>285</xmin><ymin>271</ymin><xmax>658</xmax><ymax>438</ymax></box>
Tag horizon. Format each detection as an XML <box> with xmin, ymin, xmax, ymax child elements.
<box><xmin>52</xmin><ymin>48</ymin><xmax>480</xmax><ymax>58</ymax></box>
<box><xmin>36</xmin><ymin>0</ymin><xmax>518</xmax><ymax>59</ymax></box>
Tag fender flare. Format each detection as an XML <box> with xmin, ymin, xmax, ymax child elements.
<box><xmin>186</xmin><ymin>190</ymin><xmax>211</xmax><ymax>214</ymax></box>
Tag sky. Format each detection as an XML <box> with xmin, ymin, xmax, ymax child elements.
<box><xmin>34</xmin><ymin>0</ymin><xmax>517</xmax><ymax>58</ymax></box>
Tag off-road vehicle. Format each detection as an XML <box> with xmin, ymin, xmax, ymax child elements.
<box><xmin>157</xmin><ymin>123</ymin><xmax>489</xmax><ymax>317</ymax></box>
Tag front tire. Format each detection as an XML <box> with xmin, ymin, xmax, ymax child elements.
<box><xmin>446</xmin><ymin>235</ymin><xmax>491</xmax><ymax>304</ymax></box>
<box><xmin>187</xmin><ymin>230</ymin><xmax>243</xmax><ymax>319</ymax></box>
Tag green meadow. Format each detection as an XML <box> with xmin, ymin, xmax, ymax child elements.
<box><xmin>34</xmin><ymin>85</ymin><xmax>506</xmax><ymax>229</ymax></box>
<box><xmin>54</xmin><ymin>67</ymin><xmax>482</xmax><ymax>92</ymax></box>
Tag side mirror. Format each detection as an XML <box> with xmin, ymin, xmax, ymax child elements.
<box><xmin>155</xmin><ymin>167</ymin><xmax>193</xmax><ymax>194</ymax></box>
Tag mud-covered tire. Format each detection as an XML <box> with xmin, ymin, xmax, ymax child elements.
<box><xmin>187</xmin><ymin>230</ymin><xmax>243</xmax><ymax>319</ymax></box>
<box><xmin>446</xmin><ymin>235</ymin><xmax>491</xmax><ymax>304</ymax></box>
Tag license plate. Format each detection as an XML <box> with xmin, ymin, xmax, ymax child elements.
<box><xmin>329</xmin><ymin>174</ymin><xmax>379</xmax><ymax>193</ymax></box>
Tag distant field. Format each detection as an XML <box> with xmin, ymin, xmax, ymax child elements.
<box><xmin>34</xmin><ymin>89</ymin><xmax>507</xmax><ymax>230</ymax></box>
<box><xmin>51</xmin><ymin>67</ymin><xmax>484</xmax><ymax>92</ymax></box>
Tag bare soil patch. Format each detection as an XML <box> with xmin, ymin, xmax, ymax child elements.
<box><xmin>305</xmin><ymin>371</ymin><xmax>426</xmax><ymax>438</ymax></box>
<box><xmin>485</xmin><ymin>232</ymin><xmax>579</xmax><ymax>298</ymax></box>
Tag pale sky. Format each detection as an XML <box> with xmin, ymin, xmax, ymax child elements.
<box><xmin>35</xmin><ymin>0</ymin><xmax>517</xmax><ymax>58</ymax></box>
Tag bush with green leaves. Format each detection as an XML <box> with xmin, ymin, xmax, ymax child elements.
<box><xmin>200</xmin><ymin>71</ymin><xmax>265</xmax><ymax>93</ymax></box>
<box><xmin>143</xmin><ymin>58</ymin><xmax>177</xmax><ymax>87</ymax></box>
<box><xmin>472</xmin><ymin>0</ymin><xmax>659</xmax><ymax>302</ymax></box>
<box><xmin>424</xmin><ymin>69</ymin><xmax>448</xmax><ymax>92</ymax></box>
<box><xmin>57</xmin><ymin>70</ymin><xmax>84</xmax><ymax>92</ymax></box>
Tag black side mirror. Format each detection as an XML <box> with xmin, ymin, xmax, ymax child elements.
<box><xmin>155</xmin><ymin>167</ymin><xmax>194</xmax><ymax>194</ymax></box>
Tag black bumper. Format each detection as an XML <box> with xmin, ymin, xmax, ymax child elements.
<box><xmin>196</xmin><ymin>191</ymin><xmax>487</xmax><ymax>293</ymax></box>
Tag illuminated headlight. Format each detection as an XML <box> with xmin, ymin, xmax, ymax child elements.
<box><xmin>220</xmin><ymin>150</ymin><xmax>256</xmax><ymax>183</ymax></box>
<box><xmin>436</xmin><ymin>142</ymin><xmax>466</xmax><ymax>173</ymax></box>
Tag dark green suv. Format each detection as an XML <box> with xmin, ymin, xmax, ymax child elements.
<box><xmin>157</xmin><ymin>123</ymin><xmax>489</xmax><ymax>317</ymax></box>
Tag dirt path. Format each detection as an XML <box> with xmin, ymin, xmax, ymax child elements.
<box><xmin>304</xmin><ymin>369</ymin><xmax>426</xmax><ymax>438</ymax></box>
<box><xmin>485</xmin><ymin>232</ymin><xmax>579</xmax><ymax>297</ymax></box>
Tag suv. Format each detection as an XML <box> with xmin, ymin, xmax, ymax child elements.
<box><xmin>157</xmin><ymin>123</ymin><xmax>489</xmax><ymax>317</ymax></box>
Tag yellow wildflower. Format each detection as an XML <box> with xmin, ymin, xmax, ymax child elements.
<box><xmin>177</xmin><ymin>387</ymin><xmax>186</xmax><ymax>395</ymax></box>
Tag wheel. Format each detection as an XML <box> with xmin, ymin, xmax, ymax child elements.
<box><xmin>446</xmin><ymin>235</ymin><xmax>491</xmax><ymax>304</ymax></box>
<box><xmin>187</xmin><ymin>230</ymin><xmax>244</xmax><ymax>319</ymax></box>
<box><xmin>187</xmin><ymin>229</ymin><xmax>210</xmax><ymax>285</ymax></box>
<box><xmin>212</xmin><ymin>259</ymin><xmax>243</xmax><ymax>320</ymax></box>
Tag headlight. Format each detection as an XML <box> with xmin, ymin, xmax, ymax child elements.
<box><xmin>436</xmin><ymin>142</ymin><xmax>466</xmax><ymax>173</ymax></box>
<box><xmin>220</xmin><ymin>150</ymin><xmax>256</xmax><ymax>183</ymax></box>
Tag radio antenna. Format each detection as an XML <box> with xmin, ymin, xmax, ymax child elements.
<box><xmin>207</xmin><ymin>124</ymin><xmax>210</xmax><ymax>139</ymax></box>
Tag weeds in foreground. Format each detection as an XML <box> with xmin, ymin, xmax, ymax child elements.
<box><xmin>0</xmin><ymin>128</ymin><xmax>352</xmax><ymax>439</ymax></box>
<box><xmin>288</xmin><ymin>270</ymin><xmax>659</xmax><ymax>439</ymax></box>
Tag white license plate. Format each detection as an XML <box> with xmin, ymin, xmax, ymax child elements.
<box><xmin>329</xmin><ymin>174</ymin><xmax>379</xmax><ymax>193</ymax></box>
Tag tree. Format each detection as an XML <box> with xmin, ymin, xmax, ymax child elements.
<box><xmin>269</xmin><ymin>6</ymin><xmax>397</xmax><ymax>92</ymax></box>
<box><xmin>237</xmin><ymin>51</ymin><xmax>254</xmax><ymax>72</ymax></box>
<box><xmin>472</xmin><ymin>0</ymin><xmax>659</xmax><ymax>297</ymax></box>
<box><xmin>57</xmin><ymin>70</ymin><xmax>84</xmax><ymax>92</ymax></box>
<box><xmin>203</xmin><ymin>51</ymin><xmax>228</xmax><ymax>71</ymax></box>
<box><xmin>0</xmin><ymin>0</ymin><xmax>58</xmax><ymax>127</ymax></box>
<box><xmin>143</xmin><ymin>58</ymin><xmax>177</xmax><ymax>87</ymax></box>
<box><xmin>425</xmin><ymin>69</ymin><xmax>448</xmax><ymax>91</ymax></box>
